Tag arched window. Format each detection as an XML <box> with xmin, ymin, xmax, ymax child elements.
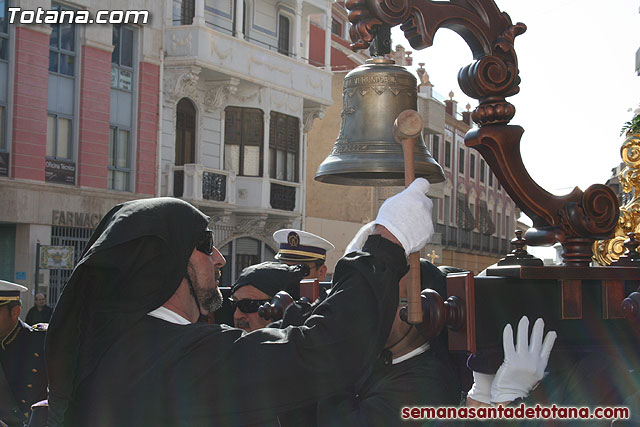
<box><xmin>175</xmin><ymin>98</ymin><xmax>196</xmax><ymax>166</ymax></box>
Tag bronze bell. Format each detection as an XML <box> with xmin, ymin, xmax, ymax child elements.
<box><xmin>315</xmin><ymin>58</ymin><xmax>445</xmax><ymax>186</ymax></box>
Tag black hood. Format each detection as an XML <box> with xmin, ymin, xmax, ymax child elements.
<box><xmin>46</xmin><ymin>197</ymin><xmax>209</xmax><ymax>426</ymax></box>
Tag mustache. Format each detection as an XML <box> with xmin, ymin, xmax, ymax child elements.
<box><xmin>235</xmin><ymin>319</ymin><xmax>250</xmax><ymax>331</ymax></box>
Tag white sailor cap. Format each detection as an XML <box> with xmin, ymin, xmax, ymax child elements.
<box><xmin>273</xmin><ymin>229</ymin><xmax>335</xmax><ymax>263</ymax></box>
<box><xmin>0</xmin><ymin>280</ymin><xmax>27</xmax><ymax>306</ymax></box>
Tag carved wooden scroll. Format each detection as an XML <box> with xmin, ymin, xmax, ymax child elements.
<box><xmin>346</xmin><ymin>0</ymin><xmax>619</xmax><ymax>265</ymax></box>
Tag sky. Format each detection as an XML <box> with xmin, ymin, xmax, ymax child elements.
<box><xmin>391</xmin><ymin>0</ymin><xmax>640</xmax><ymax>196</ymax></box>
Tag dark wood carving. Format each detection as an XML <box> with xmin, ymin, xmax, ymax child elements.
<box><xmin>399</xmin><ymin>288</ymin><xmax>465</xmax><ymax>340</ymax></box>
<box><xmin>345</xmin><ymin>0</ymin><xmax>619</xmax><ymax>266</ymax></box>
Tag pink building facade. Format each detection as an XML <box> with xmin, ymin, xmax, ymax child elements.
<box><xmin>0</xmin><ymin>2</ymin><xmax>162</xmax><ymax>308</ymax></box>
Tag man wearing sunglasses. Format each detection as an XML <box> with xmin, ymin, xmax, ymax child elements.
<box><xmin>231</xmin><ymin>261</ymin><xmax>307</xmax><ymax>332</ymax></box>
<box><xmin>46</xmin><ymin>178</ymin><xmax>434</xmax><ymax>427</ymax></box>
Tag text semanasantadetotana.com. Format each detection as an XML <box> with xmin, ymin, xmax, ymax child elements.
<box><xmin>401</xmin><ymin>404</ymin><xmax>630</xmax><ymax>420</ymax></box>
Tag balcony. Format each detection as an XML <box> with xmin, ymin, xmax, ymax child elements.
<box><xmin>168</xmin><ymin>164</ymin><xmax>235</xmax><ymax>204</ymax></box>
<box><xmin>164</xmin><ymin>164</ymin><xmax>301</xmax><ymax>213</ymax></box>
<box><xmin>164</xmin><ymin>22</ymin><xmax>332</xmax><ymax>106</ymax></box>
<box><xmin>435</xmin><ymin>223</ymin><xmax>510</xmax><ymax>256</ymax></box>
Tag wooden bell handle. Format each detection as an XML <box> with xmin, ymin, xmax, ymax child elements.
<box><xmin>393</xmin><ymin>109</ymin><xmax>424</xmax><ymax>324</ymax></box>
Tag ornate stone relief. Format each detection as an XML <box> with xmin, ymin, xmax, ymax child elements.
<box><xmin>203</xmin><ymin>78</ymin><xmax>241</xmax><ymax>112</ymax></box>
<box><xmin>303</xmin><ymin>106</ymin><xmax>327</xmax><ymax>133</ymax></box>
<box><xmin>170</xmin><ymin>32</ymin><xmax>193</xmax><ymax>55</ymax></box>
<box><xmin>230</xmin><ymin>216</ymin><xmax>294</xmax><ymax>243</ymax></box>
<box><xmin>164</xmin><ymin>66</ymin><xmax>202</xmax><ymax>103</ymax></box>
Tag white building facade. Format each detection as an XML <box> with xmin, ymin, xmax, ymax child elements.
<box><xmin>161</xmin><ymin>0</ymin><xmax>333</xmax><ymax>285</ymax></box>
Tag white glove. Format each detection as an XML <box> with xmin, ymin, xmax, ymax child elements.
<box><xmin>467</xmin><ymin>372</ymin><xmax>495</xmax><ymax>405</ymax></box>
<box><xmin>345</xmin><ymin>221</ymin><xmax>376</xmax><ymax>255</ymax></box>
<box><xmin>374</xmin><ymin>178</ymin><xmax>434</xmax><ymax>256</ymax></box>
<box><xmin>490</xmin><ymin>316</ymin><xmax>557</xmax><ymax>403</ymax></box>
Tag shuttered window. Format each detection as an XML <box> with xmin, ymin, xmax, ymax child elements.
<box><xmin>224</xmin><ymin>107</ymin><xmax>264</xmax><ymax>177</ymax></box>
<box><xmin>269</xmin><ymin>112</ymin><xmax>299</xmax><ymax>182</ymax></box>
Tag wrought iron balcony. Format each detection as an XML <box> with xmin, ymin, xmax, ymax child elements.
<box><xmin>166</xmin><ymin>164</ymin><xmax>235</xmax><ymax>204</ymax></box>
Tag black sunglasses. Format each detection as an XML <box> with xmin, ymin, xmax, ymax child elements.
<box><xmin>196</xmin><ymin>230</ymin><xmax>214</xmax><ymax>255</ymax></box>
<box><xmin>230</xmin><ymin>298</ymin><xmax>271</xmax><ymax>314</ymax></box>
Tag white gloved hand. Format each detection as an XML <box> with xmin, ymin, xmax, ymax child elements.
<box><xmin>467</xmin><ymin>372</ymin><xmax>495</xmax><ymax>405</ymax></box>
<box><xmin>374</xmin><ymin>178</ymin><xmax>434</xmax><ymax>256</ymax></box>
<box><xmin>344</xmin><ymin>221</ymin><xmax>376</xmax><ymax>255</ymax></box>
<box><xmin>490</xmin><ymin>316</ymin><xmax>557</xmax><ymax>404</ymax></box>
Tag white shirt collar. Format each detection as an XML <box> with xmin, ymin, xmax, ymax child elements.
<box><xmin>392</xmin><ymin>342</ymin><xmax>430</xmax><ymax>365</ymax></box>
<box><xmin>147</xmin><ymin>306</ymin><xmax>191</xmax><ymax>325</ymax></box>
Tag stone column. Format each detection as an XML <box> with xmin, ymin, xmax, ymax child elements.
<box><xmin>234</xmin><ymin>0</ymin><xmax>244</xmax><ymax>39</ymax></box>
<box><xmin>194</xmin><ymin>0</ymin><xmax>206</xmax><ymax>26</ymax></box>
<box><xmin>293</xmin><ymin>0</ymin><xmax>303</xmax><ymax>58</ymax></box>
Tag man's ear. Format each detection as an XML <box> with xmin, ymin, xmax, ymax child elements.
<box><xmin>10</xmin><ymin>305</ymin><xmax>21</xmax><ymax>321</ymax></box>
<box><xmin>317</xmin><ymin>264</ymin><xmax>328</xmax><ymax>281</ymax></box>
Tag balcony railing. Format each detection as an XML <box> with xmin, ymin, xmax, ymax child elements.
<box><xmin>435</xmin><ymin>223</ymin><xmax>510</xmax><ymax>256</ymax></box>
<box><xmin>167</xmin><ymin>164</ymin><xmax>235</xmax><ymax>204</ymax></box>
<box><xmin>269</xmin><ymin>179</ymin><xmax>300</xmax><ymax>212</ymax></box>
<box><xmin>164</xmin><ymin>164</ymin><xmax>301</xmax><ymax>213</ymax></box>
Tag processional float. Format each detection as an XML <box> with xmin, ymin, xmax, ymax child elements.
<box><xmin>309</xmin><ymin>0</ymin><xmax>640</xmax><ymax>391</ymax></box>
<box><xmin>255</xmin><ymin>0</ymin><xmax>640</xmax><ymax>396</ymax></box>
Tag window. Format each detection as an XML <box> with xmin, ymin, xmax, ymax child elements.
<box><xmin>444</xmin><ymin>141</ymin><xmax>451</xmax><ymax>168</ymax></box>
<box><xmin>497</xmin><ymin>212</ymin><xmax>502</xmax><ymax>237</ymax></box>
<box><xmin>0</xmin><ymin>0</ymin><xmax>8</xmax><ymax>60</ymax></box>
<box><xmin>46</xmin><ymin>114</ymin><xmax>72</xmax><ymax>160</ymax></box>
<box><xmin>489</xmin><ymin>170</ymin><xmax>494</xmax><ymax>187</ymax></box>
<box><xmin>480</xmin><ymin>159</ymin><xmax>486</xmax><ymax>183</ymax></box>
<box><xmin>431</xmin><ymin>135</ymin><xmax>439</xmax><ymax>163</ymax></box>
<box><xmin>498</xmin><ymin>181</ymin><xmax>502</xmax><ymax>192</ymax></box>
<box><xmin>111</xmin><ymin>25</ymin><xmax>134</xmax><ymax>91</ymax></box>
<box><xmin>110</xmin><ymin>25</ymin><xmax>136</xmax><ymax>191</ymax></box>
<box><xmin>470</xmin><ymin>153</ymin><xmax>475</xmax><ymax>179</ymax></box>
<box><xmin>181</xmin><ymin>0</ymin><xmax>195</xmax><ymax>25</ymax></box>
<box><xmin>269</xmin><ymin>112</ymin><xmax>299</xmax><ymax>182</ymax></box>
<box><xmin>444</xmin><ymin>195</ymin><xmax>450</xmax><ymax>226</ymax></box>
<box><xmin>176</xmin><ymin>98</ymin><xmax>196</xmax><ymax>166</ymax></box>
<box><xmin>331</xmin><ymin>18</ymin><xmax>342</xmax><ymax>37</ymax></box>
<box><xmin>278</xmin><ymin>15</ymin><xmax>290</xmax><ymax>56</ymax></box>
<box><xmin>0</xmin><ymin>106</ymin><xmax>5</xmax><ymax>151</ymax></box>
<box><xmin>458</xmin><ymin>147</ymin><xmax>465</xmax><ymax>174</ymax></box>
<box><xmin>224</xmin><ymin>107</ymin><xmax>264</xmax><ymax>176</ymax></box>
<box><xmin>470</xmin><ymin>203</ymin><xmax>475</xmax><ymax>228</ymax></box>
<box><xmin>506</xmin><ymin>215</ymin><xmax>511</xmax><ymax>238</ymax></box>
<box><xmin>49</xmin><ymin>3</ymin><xmax>76</xmax><ymax>76</ymax></box>
<box><xmin>108</xmin><ymin>127</ymin><xmax>131</xmax><ymax>191</ymax></box>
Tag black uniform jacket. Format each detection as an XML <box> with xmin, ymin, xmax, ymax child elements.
<box><xmin>0</xmin><ymin>319</ymin><xmax>47</xmax><ymax>422</ymax></box>
<box><xmin>67</xmin><ymin>235</ymin><xmax>406</xmax><ymax>426</ymax></box>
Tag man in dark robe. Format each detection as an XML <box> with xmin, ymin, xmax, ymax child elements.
<box><xmin>314</xmin><ymin>260</ymin><xmax>461</xmax><ymax>426</ymax></box>
<box><xmin>230</xmin><ymin>261</ymin><xmax>306</xmax><ymax>332</ymax></box>
<box><xmin>46</xmin><ymin>178</ymin><xmax>435</xmax><ymax>426</ymax></box>
<box><xmin>277</xmin><ymin>259</ymin><xmax>461</xmax><ymax>427</ymax></box>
